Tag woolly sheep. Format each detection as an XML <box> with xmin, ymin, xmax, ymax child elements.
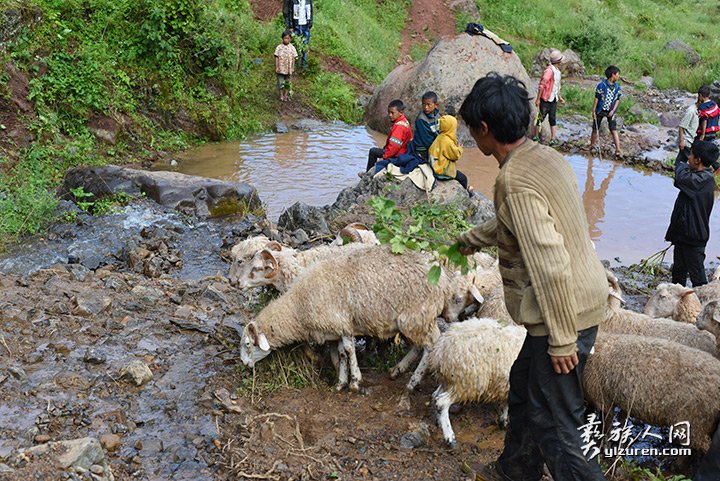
<box><xmin>697</xmin><ymin>300</ymin><xmax>720</xmax><ymax>349</ymax></box>
<box><xmin>643</xmin><ymin>283</ymin><xmax>702</xmax><ymax>323</ymax></box>
<box><xmin>240</xmin><ymin>246</ymin><xmax>472</xmax><ymax>392</ymax></box>
<box><xmin>428</xmin><ymin>317</ymin><xmax>524</xmax><ymax>447</ymax></box>
<box><xmin>477</xmin><ymin>285</ymin><xmax>514</xmax><ymax>324</ymax></box>
<box><xmin>694</xmin><ymin>279</ymin><xmax>720</xmax><ymax>305</ymax></box>
<box><xmin>585</xmin><ymin>332</ymin><xmax>720</xmax><ymax>451</ymax></box>
<box><xmin>604</xmin><ymin>272</ymin><xmax>718</xmax><ymax>357</ymax></box>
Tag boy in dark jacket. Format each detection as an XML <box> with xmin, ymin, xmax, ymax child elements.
<box><xmin>665</xmin><ymin>139</ymin><xmax>719</xmax><ymax>286</ymax></box>
<box><xmin>413</xmin><ymin>91</ymin><xmax>440</xmax><ymax>161</ymax></box>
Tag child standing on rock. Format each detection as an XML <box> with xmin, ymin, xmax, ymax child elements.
<box><xmin>590</xmin><ymin>65</ymin><xmax>623</xmax><ymax>157</ymax></box>
<box><xmin>533</xmin><ymin>49</ymin><xmax>565</xmax><ymax>146</ymax></box>
<box><xmin>274</xmin><ymin>30</ymin><xmax>298</xmax><ymax>102</ymax></box>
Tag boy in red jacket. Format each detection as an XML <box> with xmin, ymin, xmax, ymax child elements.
<box><xmin>363</xmin><ymin>99</ymin><xmax>413</xmax><ymax>174</ymax></box>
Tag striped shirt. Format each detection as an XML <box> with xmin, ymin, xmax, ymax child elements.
<box><xmin>458</xmin><ymin>140</ymin><xmax>607</xmax><ymax>356</ymax></box>
<box><xmin>697</xmin><ymin>100</ymin><xmax>720</xmax><ymax>135</ymax></box>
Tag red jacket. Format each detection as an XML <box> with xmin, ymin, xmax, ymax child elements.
<box><xmin>384</xmin><ymin>114</ymin><xmax>413</xmax><ymax>159</ymax></box>
<box><xmin>538</xmin><ymin>65</ymin><xmax>558</xmax><ymax>102</ymax></box>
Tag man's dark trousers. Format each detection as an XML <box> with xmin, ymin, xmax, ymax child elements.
<box><xmin>694</xmin><ymin>422</ymin><xmax>720</xmax><ymax>480</ymax></box>
<box><xmin>366</xmin><ymin>147</ymin><xmax>384</xmax><ymax>172</ymax></box>
<box><xmin>672</xmin><ymin>242</ymin><xmax>707</xmax><ymax>287</ymax></box>
<box><xmin>497</xmin><ymin>326</ymin><xmax>606</xmax><ymax>481</ymax></box>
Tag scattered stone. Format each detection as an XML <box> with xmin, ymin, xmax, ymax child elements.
<box><xmin>275</xmin><ymin>122</ymin><xmax>289</xmax><ymax>134</ymax></box>
<box><xmin>90</xmin><ymin>464</ymin><xmax>105</xmax><ymax>475</ymax></box>
<box><xmin>0</xmin><ymin>463</ymin><xmax>13</xmax><ymax>474</ymax></box>
<box><xmin>291</xmin><ymin>228</ymin><xmax>309</xmax><ymax>245</ymax></box>
<box><xmin>399</xmin><ymin>432</ymin><xmax>423</xmax><ymax>449</ymax></box>
<box><xmin>99</xmin><ymin>434</ymin><xmax>121</xmax><ymax>452</ymax></box>
<box><xmin>83</xmin><ymin>348</ymin><xmax>107</xmax><ymax>365</ymax></box>
<box><xmin>130</xmin><ymin>285</ymin><xmax>164</xmax><ymax>303</ymax></box>
<box><xmin>448</xmin><ymin>0</ymin><xmax>479</xmax><ymax>18</ymax></box>
<box><xmin>67</xmin><ymin>264</ymin><xmax>91</xmax><ymax>282</ymax></box>
<box><xmin>119</xmin><ymin>360</ymin><xmax>153</xmax><ymax>386</ymax></box>
<box><xmin>214</xmin><ymin>388</ymin><xmax>243</xmax><ymax>414</ymax></box>
<box><xmin>34</xmin><ymin>434</ymin><xmax>51</xmax><ymax>443</ymax></box>
<box><xmin>72</xmin><ymin>294</ymin><xmax>112</xmax><ymax>317</ymax></box>
<box><xmin>202</xmin><ymin>284</ymin><xmax>229</xmax><ymax>304</ymax></box>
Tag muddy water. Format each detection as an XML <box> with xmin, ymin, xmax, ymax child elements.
<box><xmin>174</xmin><ymin>125</ymin><xmax>720</xmax><ymax>266</ymax></box>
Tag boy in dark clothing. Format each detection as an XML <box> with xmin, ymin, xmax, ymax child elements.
<box><xmin>363</xmin><ymin>99</ymin><xmax>413</xmax><ymax>174</ymax></box>
<box><xmin>697</xmin><ymin>84</ymin><xmax>720</xmax><ymax>141</ymax></box>
<box><xmin>413</xmin><ymin>91</ymin><xmax>440</xmax><ymax>161</ymax></box>
<box><xmin>665</xmin><ymin>139</ymin><xmax>719</xmax><ymax>287</ymax></box>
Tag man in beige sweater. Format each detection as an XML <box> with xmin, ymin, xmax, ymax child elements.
<box><xmin>457</xmin><ymin>73</ymin><xmax>607</xmax><ymax>481</ymax></box>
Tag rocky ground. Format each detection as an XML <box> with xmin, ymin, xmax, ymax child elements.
<box><xmin>0</xmin><ymin>171</ymin><xmax>706</xmax><ymax>481</ymax></box>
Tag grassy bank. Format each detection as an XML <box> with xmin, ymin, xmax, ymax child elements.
<box><xmin>477</xmin><ymin>0</ymin><xmax>720</xmax><ymax>91</ymax></box>
<box><xmin>0</xmin><ymin>0</ymin><xmax>408</xmax><ymax>244</ymax></box>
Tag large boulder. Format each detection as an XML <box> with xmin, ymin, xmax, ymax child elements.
<box><xmin>531</xmin><ymin>48</ymin><xmax>586</xmax><ymax>77</ymax></box>
<box><xmin>663</xmin><ymin>40</ymin><xmax>701</xmax><ymax>66</ymax></box>
<box><xmin>448</xmin><ymin>0</ymin><xmax>480</xmax><ymax>18</ymax></box>
<box><xmin>365</xmin><ymin>33</ymin><xmax>534</xmax><ymax>146</ymax></box>
<box><xmin>710</xmin><ymin>80</ymin><xmax>720</xmax><ymax>107</ymax></box>
<box><xmin>60</xmin><ymin>165</ymin><xmax>262</xmax><ymax>219</ymax></box>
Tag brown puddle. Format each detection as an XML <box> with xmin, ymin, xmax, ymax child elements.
<box><xmin>167</xmin><ymin>125</ymin><xmax>720</xmax><ymax>267</ymax></box>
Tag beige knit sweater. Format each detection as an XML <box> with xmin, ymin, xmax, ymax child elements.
<box><xmin>458</xmin><ymin>140</ymin><xmax>607</xmax><ymax>356</ymax></box>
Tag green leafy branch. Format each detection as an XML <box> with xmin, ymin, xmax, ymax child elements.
<box><xmin>368</xmin><ymin>196</ymin><xmax>472</xmax><ymax>283</ymax></box>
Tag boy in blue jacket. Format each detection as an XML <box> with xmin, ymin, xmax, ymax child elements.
<box><xmin>413</xmin><ymin>91</ymin><xmax>440</xmax><ymax>161</ymax></box>
<box><xmin>665</xmin><ymin>139</ymin><xmax>718</xmax><ymax>287</ymax></box>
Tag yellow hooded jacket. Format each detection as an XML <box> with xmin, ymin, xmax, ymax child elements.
<box><xmin>429</xmin><ymin>115</ymin><xmax>463</xmax><ymax>178</ymax></box>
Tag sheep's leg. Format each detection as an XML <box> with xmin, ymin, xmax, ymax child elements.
<box><xmin>433</xmin><ymin>386</ymin><xmax>457</xmax><ymax>448</ymax></box>
<box><xmin>497</xmin><ymin>403</ymin><xmax>509</xmax><ymax>429</ymax></box>
<box><xmin>389</xmin><ymin>346</ymin><xmax>422</xmax><ymax>379</ymax></box>
<box><xmin>329</xmin><ymin>343</ymin><xmax>340</xmax><ymax>373</ymax></box>
<box><xmin>405</xmin><ymin>348</ymin><xmax>429</xmax><ymax>391</ymax></box>
<box><xmin>335</xmin><ymin>340</ymin><xmax>348</xmax><ymax>392</ymax></box>
<box><xmin>341</xmin><ymin>336</ymin><xmax>362</xmax><ymax>392</ymax></box>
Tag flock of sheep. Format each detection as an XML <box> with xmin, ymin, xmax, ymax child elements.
<box><xmin>227</xmin><ymin>223</ymin><xmax>720</xmax><ymax>454</ymax></box>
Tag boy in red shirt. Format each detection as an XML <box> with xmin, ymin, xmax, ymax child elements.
<box><xmin>363</xmin><ymin>99</ymin><xmax>413</xmax><ymax>174</ymax></box>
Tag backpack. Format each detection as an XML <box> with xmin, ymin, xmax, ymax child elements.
<box><xmin>465</xmin><ymin>23</ymin><xmax>484</xmax><ymax>36</ymax></box>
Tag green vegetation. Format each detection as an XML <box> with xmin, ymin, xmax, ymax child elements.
<box><xmin>476</xmin><ymin>0</ymin><xmax>720</xmax><ymax>91</ymax></box>
<box><xmin>368</xmin><ymin>196</ymin><xmax>473</xmax><ymax>283</ymax></box>
<box><xmin>0</xmin><ymin>0</ymin><xmax>409</xmax><ymax>244</ymax></box>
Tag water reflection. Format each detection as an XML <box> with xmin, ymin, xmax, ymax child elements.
<box><xmin>582</xmin><ymin>159</ymin><xmax>618</xmax><ymax>240</ymax></box>
<box><xmin>168</xmin><ymin>126</ymin><xmax>720</xmax><ymax>266</ymax></box>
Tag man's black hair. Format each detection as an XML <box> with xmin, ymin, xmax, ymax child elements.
<box><xmin>282</xmin><ymin>30</ymin><xmax>293</xmax><ymax>39</ymax></box>
<box><xmin>421</xmin><ymin>91</ymin><xmax>438</xmax><ymax>103</ymax></box>
<box><xmin>605</xmin><ymin>65</ymin><xmax>620</xmax><ymax>79</ymax></box>
<box><xmin>691</xmin><ymin>139</ymin><xmax>720</xmax><ymax>167</ymax></box>
<box><xmin>459</xmin><ymin>72</ymin><xmax>531</xmax><ymax>144</ymax></box>
<box><xmin>698</xmin><ymin>85</ymin><xmax>711</xmax><ymax>98</ymax></box>
<box><xmin>388</xmin><ymin>99</ymin><xmax>405</xmax><ymax>112</ymax></box>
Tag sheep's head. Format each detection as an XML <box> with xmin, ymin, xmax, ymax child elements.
<box><xmin>697</xmin><ymin>300</ymin><xmax>720</xmax><ymax>338</ymax></box>
<box><xmin>443</xmin><ymin>271</ymin><xmax>485</xmax><ymax>322</ymax></box>
<box><xmin>229</xmin><ymin>235</ymin><xmax>272</xmax><ymax>262</ymax></box>
<box><xmin>331</xmin><ymin>223</ymin><xmax>379</xmax><ymax>246</ymax></box>
<box><xmin>240</xmin><ymin>322</ymin><xmax>271</xmax><ymax>366</ymax></box>
<box><xmin>606</xmin><ymin>269</ymin><xmax>624</xmax><ymax>311</ymax></box>
<box><xmin>228</xmin><ymin>242</ymin><xmax>283</xmax><ymax>288</ymax></box>
<box><xmin>643</xmin><ymin>283</ymin><xmax>697</xmax><ymax>320</ymax></box>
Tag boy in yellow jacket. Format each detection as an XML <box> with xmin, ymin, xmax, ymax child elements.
<box><xmin>429</xmin><ymin>115</ymin><xmax>471</xmax><ymax>191</ymax></box>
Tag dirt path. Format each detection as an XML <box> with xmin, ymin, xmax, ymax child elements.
<box><xmin>399</xmin><ymin>0</ymin><xmax>457</xmax><ymax>61</ymax></box>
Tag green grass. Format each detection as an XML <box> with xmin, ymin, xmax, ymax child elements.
<box><xmin>475</xmin><ymin>0</ymin><xmax>720</xmax><ymax>92</ymax></box>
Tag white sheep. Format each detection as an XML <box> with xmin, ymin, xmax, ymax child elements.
<box><xmin>604</xmin><ymin>272</ymin><xmax>718</xmax><ymax>357</ymax></box>
<box><xmin>585</xmin><ymin>332</ymin><xmax>720</xmax><ymax>452</ymax></box>
<box><xmin>643</xmin><ymin>283</ymin><xmax>702</xmax><ymax>323</ymax></box>
<box><xmin>477</xmin><ymin>285</ymin><xmax>514</xmax><ymax>324</ymax></box>
<box><xmin>427</xmin><ymin>317</ymin><xmax>524</xmax><ymax>447</ymax></box>
<box><xmin>697</xmin><ymin>300</ymin><xmax>720</xmax><ymax>349</ymax></box>
<box><xmin>694</xmin><ymin>279</ymin><xmax>720</xmax><ymax>305</ymax></box>
<box><xmin>240</xmin><ymin>246</ymin><xmax>473</xmax><ymax>392</ymax></box>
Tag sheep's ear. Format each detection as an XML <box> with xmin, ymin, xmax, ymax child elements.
<box><xmin>348</xmin><ymin>222</ymin><xmax>371</xmax><ymax>231</ymax></box>
<box><xmin>680</xmin><ymin>288</ymin><xmax>696</xmax><ymax>298</ymax></box>
<box><xmin>258</xmin><ymin>333</ymin><xmax>270</xmax><ymax>351</ymax></box>
<box><xmin>259</xmin><ymin>249</ymin><xmax>279</xmax><ymax>278</ymax></box>
<box><xmin>266</xmin><ymin>241</ymin><xmax>283</xmax><ymax>251</ymax></box>
<box><xmin>469</xmin><ymin>284</ymin><xmax>484</xmax><ymax>304</ymax></box>
<box><xmin>337</xmin><ymin>226</ymin><xmax>361</xmax><ymax>244</ymax></box>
